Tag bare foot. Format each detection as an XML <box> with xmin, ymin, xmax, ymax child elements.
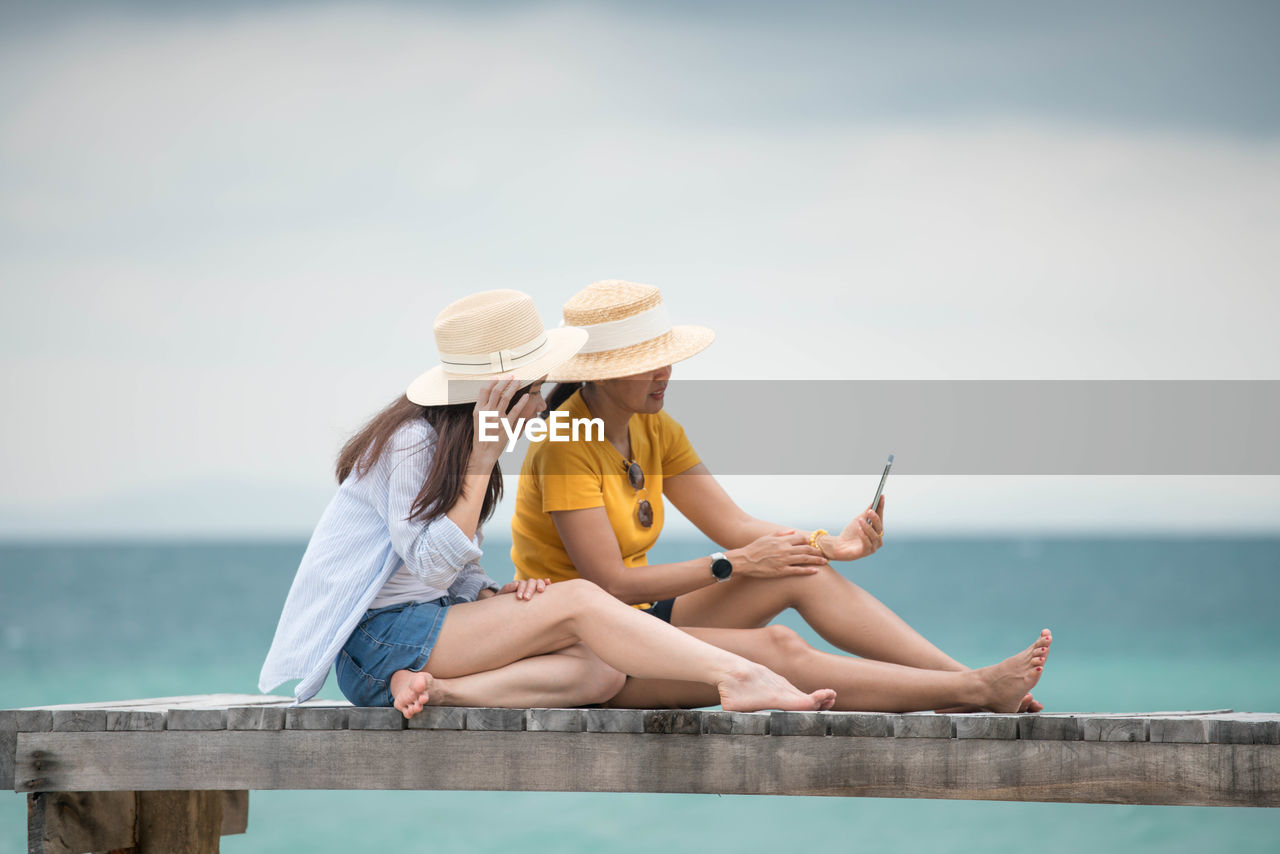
<box><xmin>390</xmin><ymin>669</ymin><xmax>435</xmax><ymax>720</ymax></box>
<box><xmin>974</xmin><ymin>630</ymin><xmax>1052</xmax><ymax>714</ymax></box>
<box><xmin>717</xmin><ymin>663</ymin><xmax>838</xmax><ymax>712</ymax></box>
<box><xmin>934</xmin><ymin>692</ymin><xmax>1043</xmax><ymax>715</ymax></box>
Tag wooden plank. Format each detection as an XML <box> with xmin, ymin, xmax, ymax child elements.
<box><xmin>1083</xmin><ymin>717</ymin><xmax>1148</xmax><ymax>743</ymax></box>
<box><xmin>220</xmin><ymin>790</ymin><xmax>249</xmax><ymax>836</ymax></box>
<box><xmin>14</xmin><ymin>731</ymin><xmax>1279</xmax><ymax>807</ymax></box>
<box><xmin>953</xmin><ymin>715</ymin><xmax>1019</xmax><ymax>740</ymax></box>
<box><xmin>1018</xmin><ymin>715</ymin><xmax>1081</xmax><ymax>740</ymax></box>
<box><xmin>107</xmin><ymin>710</ymin><xmax>166</xmax><ymax>732</ymax></box>
<box><xmin>1</xmin><ymin>711</ymin><xmax>53</xmax><ymax>732</ymax></box>
<box><xmin>50</xmin><ymin>710</ymin><xmax>106</xmax><ymax>733</ymax></box>
<box><xmin>135</xmin><ymin>790</ymin><xmax>221</xmax><ymax>854</ymax></box>
<box><xmin>227</xmin><ymin>706</ymin><xmax>286</xmax><ymax>731</ymax></box>
<box><xmin>406</xmin><ymin>707</ymin><xmax>466</xmax><ymax>730</ymax></box>
<box><xmin>770</xmin><ymin>712</ymin><xmax>827</xmax><ymax>736</ymax></box>
<box><xmin>20</xmin><ymin>694</ymin><xmax>294</xmax><ymax>712</ymax></box>
<box><xmin>1150</xmin><ymin>718</ymin><xmax>1209</xmax><ymax>744</ymax></box>
<box><xmin>527</xmin><ymin>709</ymin><xmax>585</xmax><ymax>733</ymax></box>
<box><xmin>26</xmin><ymin>791</ymin><xmax>136</xmax><ymax>854</ymax></box>
<box><xmin>167</xmin><ymin>709</ymin><xmax>228</xmax><ymax>731</ymax></box>
<box><xmin>285</xmin><ymin>707</ymin><xmax>348</xmax><ymax>731</ymax></box>
<box><xmin>3</xmin><ymin>711</ymin><xmax>52</xmax><ymax>792</ymax></box>
<box><xmin>585</xmin><ymin>709</ymin><xmax>643</xmax><ymax>733</ymax></box>
<box><xmin>294</xmin><ymin>699</ymin><xmax>353</xmax><ymax>709</ymax></box>
<box><xmin>894</xmin><ymin>715</ymin><xmax>952</xmax><ymax>738</ymax></box>
<box><xmin>644</xmin><ymin>710</ymin><xmax>702</xmax><ymax>735</ymax></box>
<box><xmin>829</xmin><ymin>713</ymin><xmax>893</xmax><ymax>738</ymax></box>
<box><xmin>703</xmin><ymin>712</ymin><xmax>769</xmax><ymax>736</ymax></box>
<box><xmin>1</xmin><ymin>732</ymin><xmax>11</xmax><ymax>793</ymax></box>
<box><xmin>1209</xmin><ymin>718</ymin><xmax>1279</xmax><ymax>745</ymax></box>
<box><xmin>1030</xmin><ymin>710</ymin><xmax>1232</xmax><ymax>719</ymax></box>
<box><xmin>466</xmin><ymin>708</ymin><xmax>525</xmax><ymax>732</ymax></box>
<box><xmin>348</xmin><ymin>708</ymin><xmax>406</xmax><ymax>731</ymax></box>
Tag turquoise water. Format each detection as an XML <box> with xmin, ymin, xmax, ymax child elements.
<box><xmin>2</xmin><ymin>536</ymin><xmax>1278</xmax><ymax>852</ymax></box>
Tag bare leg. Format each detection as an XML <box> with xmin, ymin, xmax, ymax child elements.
<box><xmin>390</xmin><ymin>644</ymin><xmax>625</xmax><ymax>718</ymax></box>
<box><xmin>414</xmin><ymin>579</ymin><xmax>836</xmax><ymax>713</ymax></box>
<box><xmin>670</xmin><ymin>566</ymin><xmax>965</xmax><ymax>669</ymax></box>
<box><xmin>668</xmin><ymin>566</ymin><xmax>1043</xmax><ymax>712</ymax></box>
<box><xmin>608</xmin><ymin>626</ymin><xmax>1052</xmax><ymax>713</ymax></box>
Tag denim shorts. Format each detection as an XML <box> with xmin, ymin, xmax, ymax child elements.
<box><xmin>336</xmin><ymin>597</ymin><xmax>457</xmax><ymax>707</ymax></box>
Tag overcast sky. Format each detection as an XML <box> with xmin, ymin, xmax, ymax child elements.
<box><xmin>1</xmin><ymin>1</ymin><xmax>1277</xmax><ymax>538</ymax></box>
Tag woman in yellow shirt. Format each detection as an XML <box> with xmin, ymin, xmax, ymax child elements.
<box><xmin>512</xmin><ymin>281</ymin><xmax>1052</xmax><ymax>713</ymax></box>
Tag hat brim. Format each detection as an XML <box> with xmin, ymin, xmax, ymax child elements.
<box><xmin>407</xmin><ymin>326</ymin><xmax>589</xmax><ymax>406</ymax></box>
<box><xmin>546</xmin><ymin>325</ymin><xmax>714</xmax><ymax>382</ymax></box>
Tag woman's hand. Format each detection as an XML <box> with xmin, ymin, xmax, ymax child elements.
<box><xmin>823</xmin><ymin>496</ymin><xmax>886</xmax><ymax>561</ymax></box>
<box><xmin>469</xmin><ymin>376</ymin><xmax>524</xmax><ymax>473</ymax></box>
<box><xmin>727</xmin><ymin>530</ymin><xmax>828</xmax><ymax>578</ymax></box>
<box><xmin>496</xmin><ymin>577</ymin><xmax>552</xmax><ymax>601</ymax></box>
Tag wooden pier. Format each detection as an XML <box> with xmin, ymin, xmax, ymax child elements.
<box><xmin>4</xmin><ymin>695</ymin><xmax>1278</xmax><ymax>853</ymax></box>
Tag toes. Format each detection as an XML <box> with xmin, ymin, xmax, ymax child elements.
<box><xmin>807</xmin><ymin>689</ymin><xmax>836</xmax><ymax>711</ymax></box>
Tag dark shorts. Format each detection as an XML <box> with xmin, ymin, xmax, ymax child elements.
<box><xmin>336</xmin><ymin>597</ymin><xmax>457</xmax><ymax>707</ymax></box>
<box><xmin>644</xmin><ymin>597</ymin><xmax>676</xmax><ymax>623</ymax></box>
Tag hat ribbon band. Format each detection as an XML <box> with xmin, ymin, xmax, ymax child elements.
<box><xmin>438</xmin><ymin>333</ymin><xmax>549</xmax><ymax>374</ymax></box>
<box><xmin>573</xmin><ymin>304</ymin><xmax>672</xmax><ymax>354</ymax></box>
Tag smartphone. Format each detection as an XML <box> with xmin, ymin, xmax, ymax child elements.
<box><xmin>869</xmin><ymin>454</ymin><xmax>893</xmax><ymax>513</ymax></box>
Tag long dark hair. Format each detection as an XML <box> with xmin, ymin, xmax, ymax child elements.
<box><xmin>336</xmin><ymin>387</ymin><xmax>532</xmax><ymax>524</ymax></box>
<box><xmin>544</xmin><ymin>381</ymin><xmax>583</xmax><ymax>413</ymax></box>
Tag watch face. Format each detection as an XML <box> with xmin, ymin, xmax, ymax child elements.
<box><xmin>711</xmin><ymin>557</ymin><xmax>732</xmax><ymax>579</ymax></box>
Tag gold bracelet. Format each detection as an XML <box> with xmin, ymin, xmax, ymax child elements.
<box><xmin>809</xmin><ymin>528</ymin><xmax>829</xmax><ymax>558</ymax></box>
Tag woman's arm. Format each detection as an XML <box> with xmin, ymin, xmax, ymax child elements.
<box><xmin>447</xmin><ymin>376</ymin><xmax>533</xmax><ymax>539</ymax></box>
<box><xmin>664</xmin><ymin>463</ymin><xmax>884</xmax><ymax>561</ymax></box>
<box><xmin>552</xmin><ymin>505</ymin><xmax>827</xmax><ymax>605</ymax></box>
<box><xmin>663</xmin><ymin>463</ymin><xmax>784</xmax><ymax>547</ymax></box>
<box><xmin>390</xmin><ymin>376</ymin><xmax>541</xmax><ymax>589</ymax></box>
<box><xmin>387</xmin><ymin>449</ymin><xmax>484</xmax><ymax>590</ymax></box>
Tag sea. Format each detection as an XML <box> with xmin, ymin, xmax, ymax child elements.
<box><xmin>1</xmin><ymin>535</ymin><xmax>1277</xmax><ymax>853</ymax></box>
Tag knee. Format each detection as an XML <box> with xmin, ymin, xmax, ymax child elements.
<box><xmin>761</xmin><ymin>624</ymin><xmax>811</xmax><ymax>659</ymax></box>
<box><xmin>557</xmin><ymin>643</ymin><xmax>627</xmax><ymax>704</ymax></box>
<box><xmin>783</xmin><ymin>563</ymin><xmax>860</xmax><ymax>607</ymax></box>
<box><xmin>555</xmin><ymin>577</ymin><xmax>608</xmax><ymax>607</ymax></box>
<box><xmin>583</xmin><ymin>662</ymin><xmax>628</xmax><ymax>705</ymax></box>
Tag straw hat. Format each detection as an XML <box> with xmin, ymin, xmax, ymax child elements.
<box><xmin>406</xmin><ymin>290</ymin><xmax>588</xmax><ymax>405</ymax></box>
<box><xmin>546</xmin><ymin>281</ymin><xmax>714</xmax><ymax>382</ymax></box>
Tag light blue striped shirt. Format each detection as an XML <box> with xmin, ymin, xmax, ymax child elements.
<box><xmin>259</xmin><ymin>419</ymin><xmax>501</xmax><ymax>702</ymax></box>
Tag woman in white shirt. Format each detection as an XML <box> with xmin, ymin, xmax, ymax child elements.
<box><xmin>260</xmin><ymin>289</ymin><xmax>836</xmax><ymax>718</ymax></box>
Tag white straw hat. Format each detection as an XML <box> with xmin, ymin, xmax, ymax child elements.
<box><xmin>407</xmin><ymin>290</ymin><xmax>588</xmax><ymax>405</ymax></box>
<box><xmin>546</xmin><ymin>281</ymin><xmax>714</xmax><ymax>382</ymax></box>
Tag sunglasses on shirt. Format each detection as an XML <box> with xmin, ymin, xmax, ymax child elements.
<box><xmin>624</xmin><ymin>459</ymin><xmax>653</xmax><ymax>528</ymax></box>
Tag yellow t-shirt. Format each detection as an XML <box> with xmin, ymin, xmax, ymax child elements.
<box><xmin>511</xmin><ymin>388</ymin><xmax>701</xmax><ymax>591</ymax></box>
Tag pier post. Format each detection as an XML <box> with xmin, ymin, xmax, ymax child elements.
<box><xmin>26</xmin><ymin>790</ymin><xmax>246</xmax><ymax>854</ymax></box>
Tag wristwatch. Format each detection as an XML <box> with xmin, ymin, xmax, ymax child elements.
<box><xmin>710</xmin><ymin>551</ymin><xmax>732</xmax><ymax>582</ymax></box>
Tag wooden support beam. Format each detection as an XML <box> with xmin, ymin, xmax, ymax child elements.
<box><xmin>26</xmin><ymin>791</ymin><xmax>135</xmax><ymax>854</ymax></box>
<box><xmin>13</xmin><ymin>730</ymin><xmax>1279</xmax><ymax>807</ymax></box>
<box><xmin>134</xmin><ymin>790</ymin><xmax>222</xmax><ymax>854</ymax></box>
<box><xmin>220</xmin><ymin>790</ymin><xmax>249</xmax><ymax>837</ymax></box>
<box><xmin>24</xmin><ymin>790</ymin><xmax>247</xmax><ymax>854</ymax></box>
